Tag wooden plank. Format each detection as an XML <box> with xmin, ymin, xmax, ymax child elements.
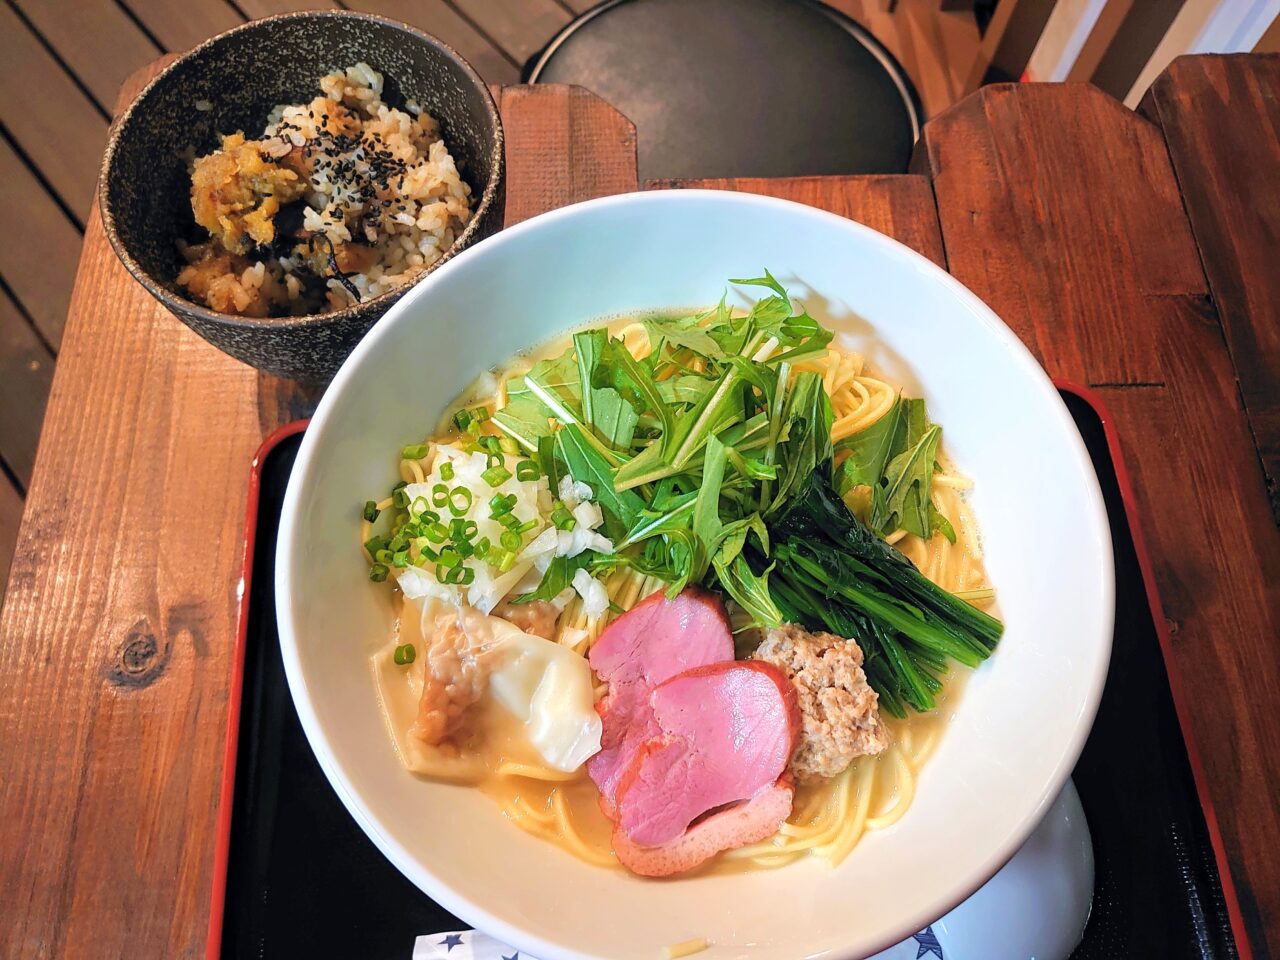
<box><xmin>917</xmin><ymin>79</ymin><xmax>1280</xmax><ymax>959</ymax></box>
<box><xmin>448</xmin><ymin>0</ymin><xmax>571</xmax><ymax>65</ymax></box>
<box><xmin>898</xmin><ymin>1</ymin><xmax>967</xmax><ymax>115</ymax></box>
<box><xmin>1066</xmin><ymin>0</ymin><xmax>1135</xmax><ymax>81</ymax></box>
<box><xmin>11</xmin><ymin>0</ymin><xmax>161</xmax><ymax>111</ymax></box>
<box><xmin>1257</xmin><ymin>12</ymin><xmax>1280</xmax><ymax>52</ymax></box>
<box><xmin>1140</xmin><ymin>54</ymin><xmax>1280</xmax><ymax>521</ymax></box>
<box><xmin>965</xmin><ymin>0</ymin><xmax>1060</xmax><ymax>89</ymax></box>
<box><xmin>0</xmin><ymin>58</ymin><xmax>635</xmax><ymax>960</ymax></box>
<box><xmin>0</xmin><ymin>471</ymin><xmax>21</xmax><ymax>606</ymax></box>
<box><xmin>0</xmin><ymin>137</ymin><xmax>83</xmax><ymax>348</ymax></box>
<box><xmin>0</xmin><ymin>2</ymin><xmax>108</xmax><ymax>220</ymax></box>
<box><xmin>1088</xmin><ymin>0</ymin><xmax>1189</xmax><ymax>99</ymax></box>
<box><xmin>0</xmin><ymin>289</ymin><xmax>56</xmax><ymax>489</ymax></box>
<box><xmin>499</xmin><ymin>84</ymin><xmax>638</xmax><ymax>225</ymax></box>
<box><xmin>345</xmin><ymin>0</ymin><xmax>521</xmax><ymax>85</ymax></box>
<box><xmin>237</xmin><ymin>0</ymin><xmax>340</xmax><ymax>16</ymax></box>
<box><xmin>121</xmin><ymin>0</ymin><xmax>243</xmax><ymax>53</ymax></box>
<box><xmin>646</xmin><ymin>174</ymin><xmax>946</xmax><ymax>267</ymax></box>
<box><xmin>912</xmin><ymin>83</ymin><xmax>1195</xmax><ymax>385</ymax></box>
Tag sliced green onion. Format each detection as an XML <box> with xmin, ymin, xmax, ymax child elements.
<box><xmin>500</xmin><ymin>530</ymin><xmax>523</xmax><ymax>552</ymax></box>
<box><xmin>409</xmin><ymin>496</ymin><xmax>430</xmax><ymax>517</ymax></box>
<box><xmin>438</xmin><ymin>547</ymin><xmax>462</xmax><ymax>569</ymax></box>
<box><xmin>388</xmin><ymin>533</ymin><xmax>409</xmax><ymax>553</ymax></box>
<box><xmin>362</xmin><ymin>500</ymin><xmax>381</xmax><ymax>523</ymax></box>
<box><xmin>368</xmin><ymin>563</ymin><xmax>389</xmax><ymax>583</ymax></box>
<box><xmin>497</xmin><ymin>550</ymin><xmax>517</xmax><ymax>573</ymax></box>
<box><xmin>515</xmin><ymin>518</ymin><xmax>539</xmax><ymax>534</ymax></box>
<box><xmin>425</xmin><ymin>522</ymin><xmax>449</xmax><ymax>544</ymax></box>
<box><xmin>451</xmin><ymin>519</ymin><xmax>478</xmax><ymax>542</ymax></box>
<box><xmin>453</xmin><ymin>409</ymin><xmax>472</xmax><ymax>431</ymax></box>
<box><xmin>551</xmin><ymin>503</ymin><xmax>577</xmax><ymax>531</ymax></box>
<box><xmin>497</xmin><ymin>511</ymin><xmax>522</xmax><ymax>530</ymax></box>
<box><xmin>470</xmin><ymin>406</ymin><xmax>490</xmax><ymax>424</ymax></box>
<box><xmin>440</xmin><ymin>461</ymin><xmax>455</xmax><ymax>482</ymax></box>
<box><xmin>418</xmin><ymin>508</ymin><xmax>440</xmax><ymax>525</ymax></box>
<box><xmin>416</xmin><ymin>543</ymin><xmax>439</xmax><ymax>563</ymax></box>
<box><xmin>393</xmin><ymin>643</ymin><xmax>416</xmax><ymax>665</ymax></box>
<box><xmin>375</xmin><ymin>548</ymin><xmax>393</xmax><ymax>564</ymax></box>
<box><xmin>402</xmin><ymin>443</ymin><xmax>429</xmax><ymax>460</ymax></box>
<box><xmin>392</xmin><ymin>550</ymin><xmax>410</xmax><ymax>568</ymax></box>
<box><xmin>431</xmin><ymin>483</ymin><xmax>449</xmax><ymax>507</ymax></box>
<box><xmin>448</xmin><ymin>486</ymin><xmax>473</xmax><ymax>517</ymax></box>
<box><xmin>442</xmin><ymin>564</ymin><xmax>474</xmax><ymax>586</ymax></box>
<box><xmin>472</xmin><ymin>536</ymin><xmax>491</xmax><ymax>559</ymax></box>
<box><xmin>489</xmin><ymin>492</ymin><xmax>516</xmax><ymax>517</ymax></box>
<box><xmin>516</xmin><ymin>460</ymin><xmax>539</xmax><ymax>482</ymax></box>
<box><xmin>392</xmin><ymin>487</ymin><xmax>410</xmax><ymax>509</ymax></box>
<box><xmin>498</xmin><ymin>437</ymin><xmax>519</xmax><ymax>456</ymax></box>
<box><xmin>481</xmin><ymin>436</ymin><xmax>502</xmax><ymax>454</ymax></box>
<box><xmin>364</xmin><ymin>535</ymin><xmax>388</xmax><ymax>556</ymax></box>
<box><xmin>482</xmin><ymin>465</ymin><xmax>512</xmax><ymax>487</ymax></box>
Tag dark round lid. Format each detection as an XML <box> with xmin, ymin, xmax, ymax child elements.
<box><xmin>528</xmin><ymin>0</ymin><xmax>921</xmax><ymax>181</ymax></box>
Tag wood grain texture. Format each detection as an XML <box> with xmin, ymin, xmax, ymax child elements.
<box><xmin>0</xmin><ymin>2</ymin><xmax>108</xmax><ymax>220</ymax></box>
<box><xmin>11</xmin><ymin>0</ymin><xmax>162</xmax><ymax>111</ymax></box>
<box><xmin>0</xmin><ymin>469</ymin><xmax>21</xmax><ymax>604</ymax></box>
<box><xmin>237</xmin><ymin>0</ymin><xmax>341</xmax><ymax>17</ymax></box>
<box><xmin>912</xmin><ymin>82</ymin><xmax>1198</xmax><ymax>385</ymax></box>
<box><xmin>646</xmin><ymin>174</ymin><xmax>945</xmax><ymax>266</ymax></box>
<box><xmin>0</xmin><ymin>138</ymin><xmax>83</xmax><ymax>347</ymax></box>
<box><xmin>499</xmin><ymin>84</ymin><xmax>637</xmax><ymax>224</ymax></box>
<box><xmin>451</xmin><ymin>0</ymin><xmax>570</xmax><ymax>64</ymax></box>
<box><xmin>0</xmin><ymin>288</ymin><xmax>56</xmax><ymax>488</ymax></box>
<box><xmin>1140</xmin><ymin>54</ymin><xmax>1280</xmax><ymax>522</ymax></box>
<box><xmin>917</xmin><ymin>79</ymin><xmax>1280</xmax><ymax>958</ymax></box>
<box><xmin>0</xmin><ymin>60</ymin><xmax>635</xmax><ymax>960</ymax></box>
<box><xmin>347</xmin><ymin>0</ymin><xmax>521</xmax><ymax>85</ymax></box>
<box><xmin>120</xmin><ymin>0</ymin><xmax>244</xmax><ymax>53</ymax></box>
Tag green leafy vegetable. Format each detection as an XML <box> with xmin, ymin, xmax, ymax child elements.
<box><xmin>834</xmin><ymin>397</ymin><xmax>904</xmax><ymax>493</ymax></box>
<box><xmin>513</xmin><ymin>552</ymin><xmax>597</xmax><ymax>604</ymax></box>
<box><xmin>762</xmin><ymin>470</ymin><xmax>1003</xmax><ymax>715</ymax></box>
<box><xmin>835</xmin><ymin>396</ymin><xmax>955</xmax><ymax>543</ymax></box>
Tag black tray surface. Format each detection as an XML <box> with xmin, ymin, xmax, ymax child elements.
<box><xmin>220</xmin><ymin>391</ymin><xmax>1237</xmax><ymax>959</ymax></box>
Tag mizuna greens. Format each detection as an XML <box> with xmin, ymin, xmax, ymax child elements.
<box><xmin>464</xmin><ymin>273</ymin><xmax>1004</xmax><ymax>714</ymax></box>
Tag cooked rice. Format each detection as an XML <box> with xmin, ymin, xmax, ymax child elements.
<box><xmin>176</xmin><ymin>63</ymin><xmax>473</xmax><ymax>317</ymax></box>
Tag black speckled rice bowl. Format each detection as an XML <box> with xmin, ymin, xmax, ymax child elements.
<box><xmin>100</xmin><ymin>11</ymin><xmax>504</xmax><ymax>382</ymax></box>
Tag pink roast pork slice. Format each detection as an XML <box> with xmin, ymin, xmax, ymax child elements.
<box><xmin>587</xmin><ymin>587</ymin><xmax>734</xmax><ymax>814</ymax></box>
<box><xmin>614</xmin><ymin>660</ymin><xmax>800</xmax><ymax>848</ymax></box>
<box><xmin>613</xmin><ymin>779</ymin><xmax>795</xmax><ymax>878</ymax></box>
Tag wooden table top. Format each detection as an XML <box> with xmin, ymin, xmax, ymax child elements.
<box><xmin>1</xmin><ymin>54</ymin><xmax>1277</xmax><ymax>960</ymax></box>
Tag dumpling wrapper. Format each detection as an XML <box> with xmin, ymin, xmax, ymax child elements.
<box><xmin>373</xmin><ymin>596</ymin><xmax>602</xmax><ymax>777</ymax></box>
<box><xmin>487</xmin><ymin>621</ymin><xmax>603</xmax><ymax>772</ymax></box>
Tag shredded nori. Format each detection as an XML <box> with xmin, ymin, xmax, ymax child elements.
<box><xmin>314</xmin><ymin>234</ymin><xmax>362</xmax><ymax>304</ymax></box>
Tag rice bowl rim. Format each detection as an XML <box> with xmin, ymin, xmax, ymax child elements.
<box><xmin>99</xmin><ymin>9</ymin><xmax>505</xmax><ymax>332</ymax></box>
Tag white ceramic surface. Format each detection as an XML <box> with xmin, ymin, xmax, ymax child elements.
<box><xmin>866</xmin><ymin>779</ymin><xmax>1095</xmax><ymax>960</ymax></box>
<box><xmin>275</xmin><ymin>190</ymin><xmax>1114</xmax><ymax>960</ymax></box>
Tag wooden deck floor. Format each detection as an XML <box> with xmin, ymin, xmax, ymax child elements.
<box><xmin>0</xmin><ymin>0</ymin><xmax>979</xmax><ymax>600</ymax></box>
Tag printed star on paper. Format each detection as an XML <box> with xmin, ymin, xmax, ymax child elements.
<box><xmin>913</xmin><ymin>925</ymin><xmax>944</xmax><ymax>959</ymax></box>
<box><xmin>439</xmin><ymin>933</ymin><xmax>465</xmax><ymax>952</ymax></box>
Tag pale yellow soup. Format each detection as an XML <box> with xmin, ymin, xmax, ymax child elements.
<box><xmin>369</xmin><ymin>319</ymin><xmax>996</xmax><ymax>871</ymax></box>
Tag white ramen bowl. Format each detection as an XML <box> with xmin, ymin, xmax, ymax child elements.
<box><xmin>276</xmin><ymin>190</ymin><xmax>1113</xmax><ymax>960</ymax></box>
